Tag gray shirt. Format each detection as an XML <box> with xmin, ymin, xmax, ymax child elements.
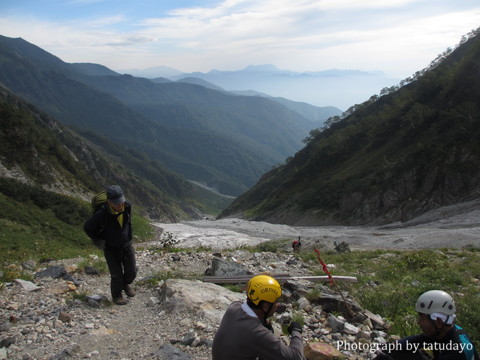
<box><xmin>212</xmin><ymin>301</ymin><xmax>304</xmax><ymax>360</ymax></box>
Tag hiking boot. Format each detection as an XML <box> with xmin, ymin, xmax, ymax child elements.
<box><xmin>124</xmin><ymin>285</ymin><xmax>136</xmax><ymax>297</ymax></box>
<box><xmin>113</xmin><ymin>296</ymin><xmax>127</xmax><ymax>305</ymax></box>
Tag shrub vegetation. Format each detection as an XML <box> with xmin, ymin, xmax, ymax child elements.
<box><xmin>0</xmin><ymin>179</ymin><xmax>153</xmax><ymax>280</ymax></box>
<box><xmin>298</xmin><ymin>247</ymin><xmax>480</xmax><ymax>345</ymax></box>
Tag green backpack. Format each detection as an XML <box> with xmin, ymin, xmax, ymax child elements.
<box><xmin>91</xmin><ymin>191</ymin><xmax>108</xmax><ymax>214</ymax></box>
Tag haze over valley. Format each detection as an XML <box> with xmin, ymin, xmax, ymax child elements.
<box><xmin>122</xmin><ymin>64</ymin><xmax>401</xmax><ymax>110</ymax></box>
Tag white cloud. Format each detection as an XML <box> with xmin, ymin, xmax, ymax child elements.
<box><xmin>83</xmin><ymin>14</ymin><xmax>127</xmax><ymax>28</ymax></box>
<box><xmin>0</xmin><ymin>0</ymin><xmax>479</xmax><ymax>76</ymax></box>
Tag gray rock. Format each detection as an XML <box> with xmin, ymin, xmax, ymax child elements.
<box><xmin>21</xmin><ymin>260</ymin><xmax>36</xmax><ymax>271</ymax></box>
<box><xmin>86</xmin><ymin>299</ymin><xmax>101</xmax><ymax>308</ymax></box>
<box><xmin>204</xmin><ymin>257</ymin><xmax>250</xmax><ymax>276</ymax></box>
<box><xmin>0</xmin><ymin>322</ymin><xmax>11</xmax><ymax>332</ymax></box>
<box><xmin>149</xmin><ymin>296</ymin><xmax>161</xmax><ymax>306</ymax></box>
<box><xmin>199</xmin><ymin>338</ymin><xmax>214</xmax><ymax>347</ymax></box>
<box><xmin>152</xmin><ymin>343</ymin><xmax>192</xmax><ymax>360</ymax></box>
<box><xmin>181</xmin><ymin>331</ymin><xmax>197</xmax><ymax>346</ymax></box>
<box><xmin>297</xmin><ymin>297</ymin><xmax>311</xmax><ymax>311</ymax></box>
<box><xmin>327</xmin><ymin>314</ymin><xmax>345</xmax><ymax>332</ymax></box>
<box><xmin>331</xmin><ymin>332</ymin><xmax>344</xmax><ymax>341</ymax></box>
<box><xmin>356</xmin><ymin>330</ymin><xmax>371</xmax><ymax>341</ymax></box>
<box><xmin>85</xmin><ymin>294</ymin><xmax>109</xmax><ymax>308</ymax></box>
<box><xmin>84</xmin><ymin>266</ymin><xmax>99</xmax><ymax>275</ymax></box>
<box><xmin>0</xmin><ymin>336</ymin><xmax>15</xmax><ymax>348</ymax></box>
<box><xmin>48</xmin><ymin>343</ymin><xmax>80</xmax><ymax>360</ymax></box>
<box><xmin>34</xmin><ymin>265</ymin><xmax>80</xmax><ymax>285</ymax></box>
<box><xmin>334</xmin><ymin>241</ymin><xmax>351</xmax><ymax>253</ymax></box>
<box><xmin>343</xmin><ymin>322</ymin><xmax>360</xmax><ymax>335</ymax></box>
<box><xmin>316</xmin><ymin>292</ymin><xmax>363</xmax><ymax>319</ymax></box>
<box><xmin>14</xmin><ymin>279</ymin><xmax>41</xmax><ymax>292</ymax></box>
<box><xmin>34</xmin><ymin>265</ymin><xmax>67</xmax><ymax>279</ymax></box>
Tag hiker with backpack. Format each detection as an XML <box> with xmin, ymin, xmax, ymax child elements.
<box><xmin>84</xmin><ymin>185</ymin><xmax>137</xmax><ymax>305</ymax></box>
<box><xmin>374</xmin><ymin>290</ymin><xmax>479</xmax><ymax>360</ymax></box>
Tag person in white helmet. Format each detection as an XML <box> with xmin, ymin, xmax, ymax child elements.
<box><xmin>374</xmin><ymin>290</ymin><xmax>479</xmax><ymax>360</ymax></box>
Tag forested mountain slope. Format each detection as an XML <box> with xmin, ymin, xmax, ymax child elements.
<box><xmin>220</xmin><ymin>29</ymin><xmax>480</xmax><ymax>225</ymax></box>
<box><xmin>0</xmin><ymin>84</ymin><xmax>214</xmax><ymax>221</ymax></box>
<box><xmin>0</xmin><ymin>35</ymin><xmax>320</xmax><ymax>196</ymax></box>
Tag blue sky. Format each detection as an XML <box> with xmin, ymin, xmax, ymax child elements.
<box><xmin>0</xmin><ymin>0</ymin><xmax>479</xmax><ymax>79</ymax></box>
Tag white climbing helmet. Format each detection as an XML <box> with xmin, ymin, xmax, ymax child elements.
<box><xmin>415</xmin><ymin>290</ymin><xmax>456</xmax><ymax>315</ymax></box>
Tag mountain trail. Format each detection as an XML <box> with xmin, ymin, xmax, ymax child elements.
<box><xmin>1</xmin><ymin>204</ymin><xmax>479</xmax><ymax>359</ymax></box>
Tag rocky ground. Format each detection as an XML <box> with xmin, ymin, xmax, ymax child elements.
<box><xmin>1</xmin><ymin>202</ymin><xmax>479</xmax><ymax>360</ymax></box>
<box><xmin>0</xmin><ymin>249</ymin><xmax>218</xmax><ymax>360</ymax></box>
<box><xmin>0</xmin><ymin>244</ymin><xmax>386</xmax><ymax>360</ymax></box>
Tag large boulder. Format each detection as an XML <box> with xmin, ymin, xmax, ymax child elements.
<box><xmin>158</xmin><ymin>279</ymin><xmax>244</xmax><ymax>323</ymax></box>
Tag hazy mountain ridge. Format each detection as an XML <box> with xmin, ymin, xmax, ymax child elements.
<box><xmin>219</xmin><ymin>30</ymin><xmax>480</xmax><ymax>225</ymax></box>
<box><xmin>174</xmin><ymin>80</ymin><xmax>343</xmax><ymax>124</ymax></box>
<box><xmin>0</xmin><ymin>35</ymin><xmax>326</xmax><ymax>196</ymax></box>
<box><xmin>163</xmin><ymin>64</ymin><xmax>400</xmax><ymax>110</ymax></box>
<box><xmin>70</xmin><ymin>62</ymin><xmax>121</xmax><ymax>77</ymax></box>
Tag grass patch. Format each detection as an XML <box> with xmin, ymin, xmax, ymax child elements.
<box><xmin>77</xmin><ymin>255</ymin><xmax>108</xmax><ymax>274</ymax></box>
<box><xmin>0</xmin><ymin>195</ymin><xmax>93</xmax><ymax>265</ymax></box>
<box><xmin>239</xmin><ymin>238</ymin><xmax>290</xmax><ymax>253</ymax></box>
<box><xmin>292</xmin><ymin>311</ymin><xmax>305</xmax><ymax>327</ymax></box>
<box><xmin>0</xmin><ymin>186</ymin><xmax>156</xmax><ymax>281</ymax></box>
<box><xmin>1</xmin><ymin>263</ymin><xmax>34</xmax><ymax>282</ymax></box>
<box><xmin>137</xmin><ymin>270</ymin><xmax>203</xmax><ymax>288</ymax></box>
<box><xmin>140</xmin><ymin>244</ymin><xmax>214</xmax><ymax>254</ymax></box>
<box><xmin>132</xmin><ymin>213</ymin><xmax>155</xmax><ymax>240</ymax></box>
<box><xmin>300</xmin><ymin>248</ymin><xmax>480</xmax><ymax>344</ymax></box>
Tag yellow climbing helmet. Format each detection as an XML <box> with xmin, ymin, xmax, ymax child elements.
<box><xmin>246</xmin><ymin>275</ymin><xmax>282</xmax><ymax>305</ymax></box>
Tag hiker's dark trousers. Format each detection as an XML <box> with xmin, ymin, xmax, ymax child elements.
<box><xmin>103</xmin><ymin>244</ymin><xmax>137</xmax><ymax>298</ymax></box>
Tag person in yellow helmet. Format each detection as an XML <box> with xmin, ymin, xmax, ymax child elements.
<box><xmin>212</xmin><ymin>275</ymin><xmax>304</xmax><ymax>360</ymax></box>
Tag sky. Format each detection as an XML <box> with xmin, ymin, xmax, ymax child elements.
<box><xmin>0</xmin><ymin>0</ymin><xmax>479</xmax><ymax>80</ymax></box>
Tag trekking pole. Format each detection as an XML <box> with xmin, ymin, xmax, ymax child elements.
<box><xmin>314</xmin><ymin>248</ymin><xmax>355</xmax><ymax>318</ymax></box>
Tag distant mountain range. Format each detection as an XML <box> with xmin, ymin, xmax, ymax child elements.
<box><xmin>0</xmin><ymin>35</ymin><xmax>340</xmax><ymax>198</ymax></box>
<box><xmin>168</xmin><ymin>78</ymin><xmax>341</xmax><ymax>126</ymax></box>
<box><xmin>220</xmin><ymin>29</ymin><xmax>480</xmax><ymax>225</ymax></box>
<box><xmin>122</xmin><ymin>64</ymin><xmax>401</xmax><ymax>110</ymax></box>
<box><xmin>3</xmin><ymin>30</ymin><xmax>478</xmax><ymax>227</ymax></box>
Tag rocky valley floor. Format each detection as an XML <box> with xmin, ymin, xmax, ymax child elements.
<box><xmin>1</xmin><ymin>202</ymin><xmax>479</xmax><ymax>360</ymax></box>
